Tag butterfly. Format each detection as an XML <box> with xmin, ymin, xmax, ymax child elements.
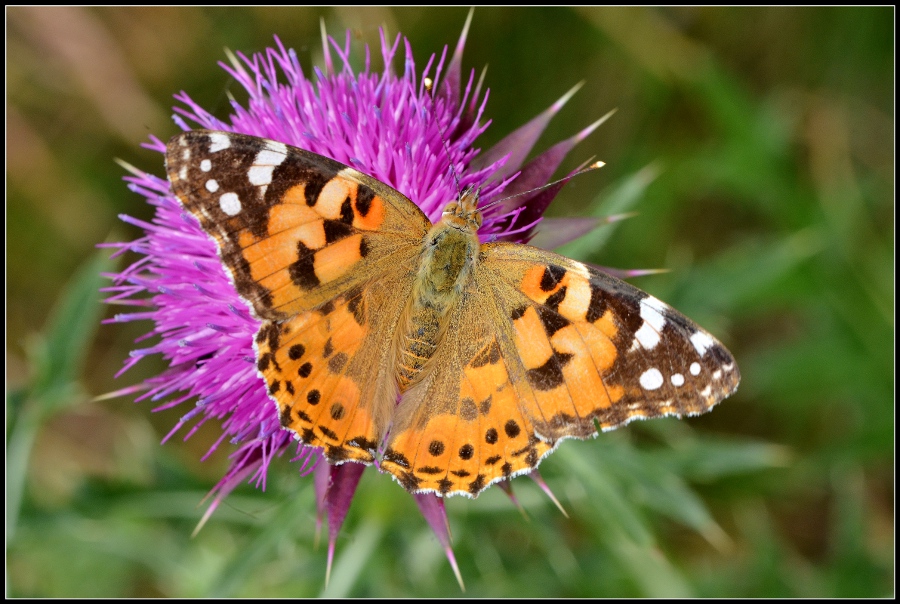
<box><xmin>165</xmin><ymin>129</ymin><xmax>740</xmax><ymax>498</ymax></box>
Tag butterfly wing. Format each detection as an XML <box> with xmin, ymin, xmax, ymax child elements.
<box><xmin>382</xmin><ymin>243</ymin><xmax>739</xmax><ymax>496</ymax></box>
<box><xmin>166</xmin><ymin>130</ymin><xmax>430</xmax><ymax>464</ymax></box>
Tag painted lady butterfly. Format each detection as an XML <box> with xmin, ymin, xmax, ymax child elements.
<box><xmin>165</xmin><ymin>130</ymin><xmax>740</xmax><ymax>497</ymax></box>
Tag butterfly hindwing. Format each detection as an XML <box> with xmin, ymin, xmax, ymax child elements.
<box><xmin>383</xmin><ymin>295</ymin><xmax>556</xmax><ymax>496</ymax></box>
<box><xmin>257</xmin><ymin>272</ymin><xmax>416</xmax><ymax>464</ymax></box>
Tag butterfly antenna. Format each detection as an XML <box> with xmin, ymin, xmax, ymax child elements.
<box><xmin>424</xmin><ymin>77</ymin><xmax>463</xmax><ymax>200</ymax></box>
<box><xmin>479</xmin><ymin>159</ymin><xmax>606</xmax><ymax>213</ymax></box>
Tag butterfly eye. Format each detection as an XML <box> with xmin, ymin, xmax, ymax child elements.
<box><xmin>472</xmin><ymin>212</ymin><xmax>483</xmax><ymax>229</ymax></box>
<box><xmin>442</xmin><ymin>202</ymin><xmax>460</xmax><ymax>216</ymax></box>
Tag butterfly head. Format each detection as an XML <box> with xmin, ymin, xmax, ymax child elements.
<box><xmin>440</xmin><ymin>187</ymin><xmax>483</xmax><ymax>233</ymax></box>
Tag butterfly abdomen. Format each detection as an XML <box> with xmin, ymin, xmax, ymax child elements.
<box><xmin>397</xmin><ymin>220</ymin><xmax>480</xmax><ymax>389</ymax></box>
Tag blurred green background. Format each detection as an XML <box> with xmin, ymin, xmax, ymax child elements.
<box><xmin>6</xmin><ymin>7</ymin><xmax>893</xmax><ymax>597</ymax></box>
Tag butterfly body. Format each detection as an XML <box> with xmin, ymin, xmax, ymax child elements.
<box><xmin>398</xmin><ymin>194</ymin><xmax>482</xmax><ymax>389</ymax></box>
<box><xmin>165</xmin><ymin>129</ymin><xmax>740</xmax><ymax>498</ymax></box>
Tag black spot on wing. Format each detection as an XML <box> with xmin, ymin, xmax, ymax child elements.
<box><xmin>355</xmin><ymin>186</ymin><xmax>375</xmax><ymax>217</ymax></box>
<box><xmin>397</xmin><ymin>471</ymin><xmax>421</xmax><ymax>491</ymax></box>
<box><xmin>383</xmin><ymin>448</ymin><xmax>411</xmax><ymax>469</ymax></box>
<box><xmin>326</xmin><ymin>445</ymin><xmax>350</xmax><ymax>462</ymax></box>
<box><xmin>301</xmin><ymin>175</ymin><xmax>328</xmax><ymax>207</ymax></box>
<box><xmin>536</xmin><ymin>306</ymin><xmax>570</xmax><ymax>337</ymax></box>
<box><xmin>525</xmin><ymin>353</ymin><xmax>574</xmax><ymax>391</ymax></box>
<box><xmin>417</xmin><ymin>466</ymin><xmax>444</xmax><ymax>475</ymax></box>
<box><xmin>319</xmin><ymin>425</ymin><xmax>339</xmax><ymax>441</ymax></box>
<box><xmin>347</xmin><ymin>436</ymin><xmax>378</xmax><ymax>454</ymax></box>
<box><xmin>339</xmin><ymin>197</ymin><xmax>355</xmax><ymax>224</ymax></box>
<box><xmin>544</xmin><ymin>286</ymin><xmax>567</xmax><ymax>312</ymax></box>
<box><xmin>471</xmin><ymin>340</ymin><xmax>501</xmax><ymax>368</ymax></box>
<box><xmin>266</xmin><ymin>146</ymin><xmax>340</xmax><ymax>210</ymax></box>
<box><xmin>323</xmin><ymin>218</ymin><xmax>353</xmax><ymax>243</ymax></box>
<box><xmin>256</xmin><ymin>322</ymin><xmax>281</xmax><ymax>350</ymax></box>
<box><xmin>347</xmin><ymin>287</ymin><xmax>366</xmax><ymax>326</ymax></box>
<box><xmin>468</xmin><ymin>474</ymin><xmax>486</xmax><ymax>494</ymax></box>
<box><xmin>460</xmin><ymin>398</ymin><xmax>478</xmax><ymax>421</ymax></box>
<box><xmin>279</xmin><ymin>405</ymin><xmax>291</xmax><ymax>427</ymax></box>
<box><xmin>586</xmin><ymin>282</ymin><xmax>607</xmax><ymax>323</ymax></box>
<box><xmin>289</xmin><ymin>241</ymin><xmax>319</xmax><ymax>289</ymax></box>
<box><xmin>540</xmin><ymin>264</ymin><xmax>567</xmax><ymax>291</ymax></box>
<box><xmin>359</xmin><ymin>236</ymin><xmax>370</xmax><ymax>258</ymax></box>
<box><xmin>328</xmin><ymin>352</ymin><xmax>348</xmax><ymax>373</ymax></box>
<box><xmin>479</xmin><ymin>395</ymin><xmax>492</xmax><ymax>416</ymax></box>
<box><xmin>319</xmin><ymin>300</ymin><xmax>335</xmax><ymax>315</ymax></box>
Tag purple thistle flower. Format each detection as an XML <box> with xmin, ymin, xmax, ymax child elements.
<box><xmin>102</xmin><ymin>14</ymin><xmax>600</xmax><ymax>585</ymax></box>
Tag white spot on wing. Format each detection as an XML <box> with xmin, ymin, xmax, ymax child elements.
<box><xmin>690</xmin><ymin>362</ymin><xmax>701</xmax><ymax>376</ymax></box>
<box><xmin>208</xmin><ymin>133</ymin><xmax>231</xmax><ymax>152</ymax></box>
<box><xmin>248</xmin><ymin>165</ymin><xmax>275</xmax><ymax>186</ymax></box>
<box><xmin>691</xmin><ymin>331</ymin><xmax>715</xmax><ymax>356</ymax></box>
<box><xmin>634</xmin><ymin>323</ymin><xmax>660</xmax><ymax>350</ymax></box>
<box><xmin>264</xmin><ymin>140</ymin><xmax>288</xmax><ymax>155</ymax></box>
<box><xmin>633</xmin><ymin>295</ymin><xmax>669</xmax><ymax>350</ymax></box>
<box><xmin>249</xmin><ymin>148</ymin><xmax>287</xmax><ymax>186</ymax></box>
<box><xmin>570</xmin><ymin>261</ymin><xmax>591</xmax><ymax>280</ymax></box>
<box><xmin>642</xmin><ymin>295</ymin><xmax>670</xmax><ymax>322</ymax></box>
<box><xmin>200</xmin><ymin>159</ymin><xmax>212</xmax><ymax>172</ymax></box>
<box><xmin>671</xmin><ymin>373</ymin><xmax>685</xmax><ymax>387</ymax></box>
<box><xmin>219</xmin><ymin>192</ymin><xmax>241</xmax><ymax>216</ymax></box>
<box><xmin>339</xmin><ymin>167</ymin><xmax>365</xmax><ymax>180</ymax></box>
<box><xmin>639</xmin><ymin>368</ymin><xmax>664</xmax><ymax>390</ymax></box>
<box><xmin>205</xmin><ymin>179</ymin><xmax>219</xmax><ymax>192</ymax></box>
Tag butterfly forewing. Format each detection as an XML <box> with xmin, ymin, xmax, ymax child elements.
<box><xmin>165</xmin><ymin>130</ymin><xmax>429</xmax><ymax>319</ymax></box>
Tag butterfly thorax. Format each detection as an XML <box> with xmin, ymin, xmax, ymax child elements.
<box><xmin>396</xmin><ymin>195</ymin><xmax>483</xmax><ymax>390</ymax></box>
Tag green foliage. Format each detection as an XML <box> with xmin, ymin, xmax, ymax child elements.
<box><xmin>6</xmin><ymin>7</ymin><xmax>893</xmax><ymax>597</ymax></box>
